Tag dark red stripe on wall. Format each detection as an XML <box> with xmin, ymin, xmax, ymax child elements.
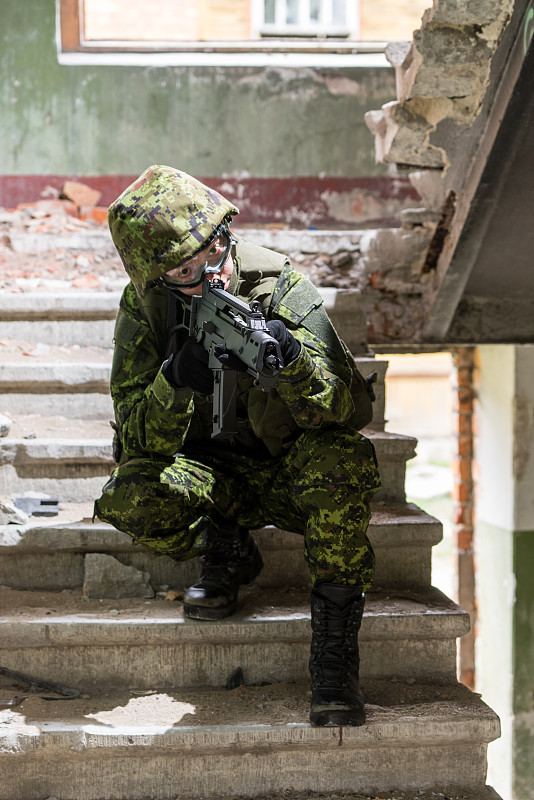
<box><xmin>0</xmin><ymin>175</ymin><xmax>419</xmax><ymax>228</ymax></box>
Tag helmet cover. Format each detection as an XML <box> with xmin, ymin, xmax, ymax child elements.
<box><xmin>108</xmin><ymin>165</ymin><xmax>239</xmax><ymax>296</ymax></box>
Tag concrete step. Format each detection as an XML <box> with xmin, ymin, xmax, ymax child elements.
<box><xmin>0</xmin><ymin>586</ymin><xmax>468</xmax><ymax>690</ymax></box>
<box><xmin>0</xmin><ymin>292</ymin><xmax>118</xmax><ymax>347</ymax></box>
<box><xmin>0</xmin><ymin>341</ymin><xmax>386</xmax><ymax>424</ymax></box>
<box><xmin>0</xmin><ymin>342</ymin><xmax>113</xmax><ymax>418</ymax></box>
<box><xmin>0</xmin><ymin>282</ymin><xmax>371</xmax><ymax>354</ymax></box>
<box><xmin>0</xmin><ymin>416</ymin><xmax>416</xmax><ymax>502</ymax></box>
<box><xmin>0</xmin><ymin>678</ymin><xmax>500</xmax><ymax>800</ymax></box>
<box><xmin>0</xmin><ymin>502</ymin><xmax>442</xmax><ymax>591</ymax></box>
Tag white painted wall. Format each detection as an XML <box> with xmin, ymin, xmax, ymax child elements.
<box><xmin>475</xmin><ymin>345</ymin><xmax>534</xmax><ymax>800</ymax></box>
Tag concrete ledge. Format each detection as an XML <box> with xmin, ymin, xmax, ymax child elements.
<box><xmin>2</xmin><ymin>228</ymin><xmax>365</xmax><ymax>260</ymax></box>
<box><xmin>0</xmin><ymin>438</ymin><xmax>112</xmax><ymax>466</ymax></box>
<box><xmin>0</xmin><ymin>503</ymin><xmax>441</xmax><ymax>553</ymax></box>
<box><xmin>0</xmin><ymin>588</ymin><xmax>468</xmax><ymax>687</ymax></box>
<box><xmin>0</xmin><ymin>292</ymin><xmax>120</xmax><ymax>319</ymax></box>
<box><xmin>6</xmin><ymin>230</ymin><xmax>114</xmax><ymax>254</ymax></box>
<box><xmin>0</xmin><ymin>363</ymin><xmax>110</xmax><ymax>392</ymax></box>
<box><xmin>0</xmin><ymin>589</ymin><xmax>468</xmax><ymax>647</ymax></box>
<box><xmin>0</xmin><ymin>503</ymin><xmax>442</xmax><ymax>592</ymax></box>
<box><xmin>0</xmin><ymin>430</ymin><xmax>415</xmax><ymax>467</ymax></box>
<box><xmin>0</xmin><ymin>680</ymin><xmax>500</xmax><ymax>799</ymax></box>
<box><xmin>0</xmin><ymin>430</ymin><xmax>416</xmax><ymax>503</ymax></box>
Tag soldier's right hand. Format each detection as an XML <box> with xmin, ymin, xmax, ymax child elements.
<box><xmin>167</xmin><ymin>340</ymin><xmax>214</xmax><ymax>395</ymax></box>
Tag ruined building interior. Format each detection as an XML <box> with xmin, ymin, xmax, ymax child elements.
<box><xmin>0</xmin><ymin>1</ymin><xmax>533</xmax><ymax>799</ymax></box>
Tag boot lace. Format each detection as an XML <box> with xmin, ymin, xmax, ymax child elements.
<box><xmin>310</xmin><ymin>601</ymin><xmax>360</xmax><ymax>688</ymax></box>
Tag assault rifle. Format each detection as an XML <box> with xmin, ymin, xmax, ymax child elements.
<box><xmin>183</xmin><ymin>277</ymin><xmax>283</xmax><ymax>440</ymax></box>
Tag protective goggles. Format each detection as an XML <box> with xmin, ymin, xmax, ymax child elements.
<box><xmin>161</xmin><ymin>227</ymin><xmax>232</xmax><ymax>289</ymax></box>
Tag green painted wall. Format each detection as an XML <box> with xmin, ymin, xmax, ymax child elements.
<box><xmin>513</xmin><ymin>530</ymin><xmax>534</xmax><ymax>800</ymax></box>
<box><xmin>0</xmin><ymin>0</ymin><xmax>396</xmax><ymax>177</ymax></box>
<box><xmin>476</xmin><ymin>523</ymin><xmax>534</xmax><ymax>800</ymax></box>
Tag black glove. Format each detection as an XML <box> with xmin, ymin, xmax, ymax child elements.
<box><xmin>166</xmin><ymin>340</ymin><xmax>214</xmax><ymax>395</ymax></box>
<box><xmin>266</xmin><ymin>320</ymin><xmax>301</xmax><ymax>366</ymax></box>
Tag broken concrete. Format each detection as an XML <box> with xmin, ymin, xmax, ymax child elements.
<box><xmin>60</xmin><ymin>181</ymin><xmax>102</xmax><ymax>209</ymax></box>
<box><xmin>0</xmin><ymin>415</ymin><xmax>11</xmax><ymax>438</ymax></box>
<box><xmin>365</xmin><ymin>101</ymin><xmax>447</xmax><ymax>168</ymax></box>
<box><xmin>83</xmin><ymin>553</ymin><xmax>154</xmax><ymax>599</ymax></box>
<box><xmin>366</xmin><ymin>0</ymin><xmax>514</xmax><ymax>171</ymax></box>
<box><xmin>424</xmin><ymin>0</ymin><xmax>513</xmax><ymax>28</ymax></box>
<box><xmin>0</xmin><ymin>498</ymin><xmax>28</xmax><ymax>525</ymax></box>
<box><xmin>360</xmin><ymin>226</ymin><xmax>434</xmax><ymax>275</ymax></box>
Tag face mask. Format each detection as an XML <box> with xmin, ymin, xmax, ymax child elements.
<box><xmin>161</xmin><ymin>228</ymin><xmax>232</xmax><ymax>289</ymax></box>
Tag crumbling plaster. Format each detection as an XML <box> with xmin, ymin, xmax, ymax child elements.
<box><xmin>361</xmin><ymin>0</ymin><xmax>533</xmax><ymax>348</ymax></box>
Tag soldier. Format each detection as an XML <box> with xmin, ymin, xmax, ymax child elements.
<box><xmin>94</xmin><ymin>165</ymin><xmax>381</xmax><ymax>727</ymax></box>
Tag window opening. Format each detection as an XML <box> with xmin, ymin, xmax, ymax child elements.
<box><xmin>58</xmin><ymin>0</ymin><xmax>430</xmax><ymax>58</ymax></box>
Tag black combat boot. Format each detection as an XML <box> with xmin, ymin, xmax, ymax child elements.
<box><xmin>183</xmin><ymin>523</ymin><xmax>263</xmax><ymax>620</ymax></box>
<box><xmin>309</xmin><ymin>583</ymin><xmax>366</xmax><ymax>727</ymax></box>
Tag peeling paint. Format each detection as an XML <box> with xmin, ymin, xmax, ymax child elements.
<box><xmin>321</xmin><ymin>75</ymin><xmax>362</xmax><ymax>96</ymax></box>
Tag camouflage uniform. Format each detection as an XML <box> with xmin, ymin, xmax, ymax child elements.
<box><xmin>95</xmin><ymin>165</ymin><xmax>381</xmax><ymax>590</ymax></box>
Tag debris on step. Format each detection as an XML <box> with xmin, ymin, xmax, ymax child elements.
<box><xmin>0</xmin><ymin>497</ymin><xmax>28</xmax><ymax>525</ymax></box>
<box><xmin>0</xmin><ymin>413</ymin><xmax>11</xmax><ymax>437</ymax></box>
<box><xmin>13</xmin><ymin>497</ymin><xmax>59</xmax><ymax>517</ymax></box>
<box><xmin>0</xmin><ymin>666</ymin><xmax>79</xmax><ymax>708</ymax></box>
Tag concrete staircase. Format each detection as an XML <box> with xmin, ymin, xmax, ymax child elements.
<box><xmin>0</xmin><ymin>281</ymin><xmax>500</xmax><ymax>799</ymax></box>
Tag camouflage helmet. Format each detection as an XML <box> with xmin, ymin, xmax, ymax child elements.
<box><xmin>108</xmin><ymin>165</ymin><xmax>239</xmax><ymax>296</ymax></box>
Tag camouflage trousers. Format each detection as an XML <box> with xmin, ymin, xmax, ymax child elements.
<box><xmin>94</xmin><ymin>428</ymin><xmax>381</xmax><ymax>590</ymax></box>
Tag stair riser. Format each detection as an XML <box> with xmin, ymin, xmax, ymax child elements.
<box><xmin>0</xmin><ymin>739</ymin><xmax>493</xmax><ymax>800</ymax></box>
<box><xmin>0</xmin><ymin>635</ymin><xmax>459</xmax><ymax>689</ymax></box>
<box><xmin>0</xmin><ymin>541</ymin><xmax>433</xmax><ymax>592</ymax></box>
<box><xmin>0</xmin><ymin>464</ymin><xmax>108</xmax><ymax>503</ymax></box>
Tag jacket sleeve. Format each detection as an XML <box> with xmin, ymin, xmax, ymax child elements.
<box><xmin>110</xmin><ymin>284</ymin><xmax>194</xmax><ymax>459</ymax></box>
<box><xmin>274</xmin><ymin>327</ymin><xmax>356</xmax><ymax>429</ymax></box>
<box><xmin>270</xmin><ymin>268</ymin><xmax>357</xmax><ymax>429</ymax></box>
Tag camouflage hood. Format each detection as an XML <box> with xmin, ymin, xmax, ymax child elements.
<box><xmin>108</xmin><ymin>165</ymin><xmax>239</xmax><ymax>297</ymax></box>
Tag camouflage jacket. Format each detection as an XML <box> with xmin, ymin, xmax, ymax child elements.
<box><xmin>110</xmin><ymin>236</ymin><xmax>372</xmax><ymax>462</ymax></box>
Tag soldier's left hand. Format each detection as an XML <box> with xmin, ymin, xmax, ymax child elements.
<box><xmin>266</xmin><ymin>320</ymin><xmax>301</xmax><ymax>366</ymax></box>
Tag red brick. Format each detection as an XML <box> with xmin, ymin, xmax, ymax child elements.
<box><xmin>457</xmin><ymin>526</ymin><xmax>474</xmax><ymax>551</ymax></box>
<box><xmin>80</xmin><ymin>206</ymin><xmax>109</xmax><ymax>225</ymax></box>
<box><xmin>454</xmin><ymin>505</ymin><xmax>472</xmax><ymax>525</ymax></box>
<box><xmin>71</xmin><ymin>272</ymin><xmax>101</xmax><ymax>289</ymax></box>
<box><xmin>457</xmin><ymin>436</ymin><xmax>473</xmax><ymax>458</ymax></box>
<box><xmin>60</xmin><ymin>181</ymin><xmax>102</xmax><ymax>208</ymax></box>
<box><xmin>452</xmin><ymin>482</ymin><xmax>472</xmax><ymax>503</ymax></box>
<box><xmin>457</xmin><ymin>413</ymin><xmax>473</xmax><ymax>436</ymax></box>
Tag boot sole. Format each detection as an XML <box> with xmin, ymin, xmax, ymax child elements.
<box><xmin>310</xmin><ymin>708</ymin><xmax>366</xmax><ymax>727</ymax></box>
<box><xmin>183</xmin><ymin>600</ymin><xmax>238</xmax><ymax>621</ymax></box>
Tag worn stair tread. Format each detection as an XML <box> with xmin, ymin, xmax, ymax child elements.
<box><xmin>0</xmin><ymin>678</ymin><xmax>500</xmax><ymax>744</ymax></box>
<box><xmin>0</xmin><ymin>585</ymin><xmax>468</xmax><ymax>644</ymax></box>
<box><xmin>0</xmin><ymin>501</ymin><xmax>442</xmax><ymax>552</ymax></box>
